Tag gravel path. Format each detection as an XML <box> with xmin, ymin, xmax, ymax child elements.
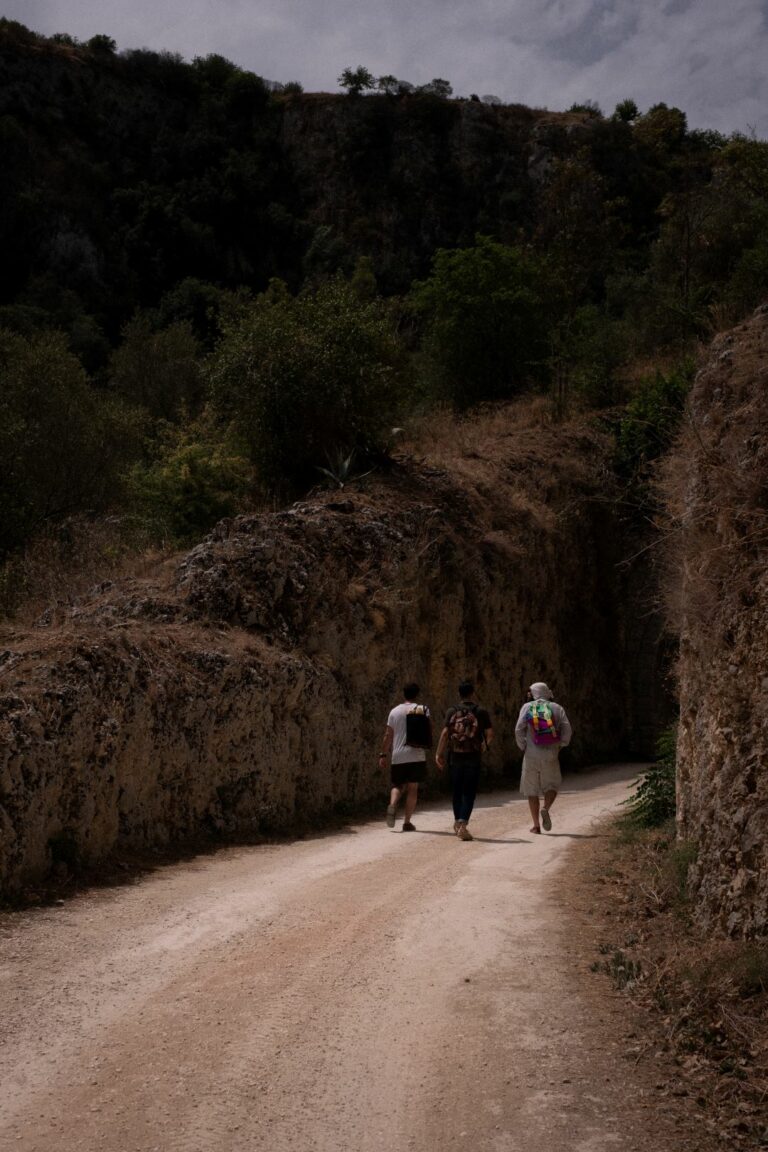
<box><xmin>0</xmin><ymin>764</ymin><xmax>713</xmax><ymax>1151</ymax></box>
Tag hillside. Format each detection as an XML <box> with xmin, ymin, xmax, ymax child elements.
<box><xmin>1</xmin><ymin>17</ymin><xmax>764</xmax><ymax>351</ymax></box>
<box><xmin>0</xmin><ymin>403</ymin><xmax>669</xmax><ymax>894</ymax></box>
<box><xmin>2</xmin><ymin>18</ymin><xmax>768</xmax><ymax>574</ymax></box>
<box><xmin>1</xmin><ymin>19</ymin><xmax>767</xmax><ymax>945</ymax></box>
<box><xmin>0</xmin><ymin>22</ymin><xmax>663</xmax><ymax>314</ymax></box>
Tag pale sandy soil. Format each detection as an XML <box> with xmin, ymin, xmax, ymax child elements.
<box><xmin>0</xmin><ymin>765</ymin><xmax>719</xmax><ymax>1152</ymax></box>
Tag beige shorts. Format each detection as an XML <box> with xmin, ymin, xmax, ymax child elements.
<box><xmin>520</xmin><ymin>761</ymin><xmax>562</xmax><ymax>797</ymax></box>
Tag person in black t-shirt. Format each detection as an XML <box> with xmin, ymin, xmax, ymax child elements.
<box><xmin>435</xmin><ymin>679</ymin><xmax>493</xmax><ymax>841</ymax></box>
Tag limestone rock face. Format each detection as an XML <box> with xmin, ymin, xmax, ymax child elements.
<box><xmin>666</xmin><ymin>306</ymin><xmax>768</xmax><ymax>937</ymax></box>
<box><xmin>0</xmin><ymin>414</ymin><xmax>660</xmax><ymax>893</ymax></box>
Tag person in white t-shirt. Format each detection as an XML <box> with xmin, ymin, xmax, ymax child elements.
<box><xmin>378</xmin><ymin>682</ymin><xmax>432</xmax><ymax>832</ymax></box>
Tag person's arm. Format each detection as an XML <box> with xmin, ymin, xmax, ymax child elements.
<box><xmin>378</xmin><ymin>725</ymin><xmax>394</xmax><ymax>771</ymax></box>
<box><xmin>514</xmin><ymin>705</ymin><xmax>529</xmax><ymax>752</ymax></box>
<box><xmin>557</xmin><ymin>707</ymin><xmax>573</xmax><ymax>748</ymax></box>
<box><xmin>435</xmin><ymin>727</ymin><xmax>449</xmax><ymax>772</ymax></box>
<box><xmin>480</xmin><ymin>709</ymin><xmax>494</xmax><ymax>749</ymax></box>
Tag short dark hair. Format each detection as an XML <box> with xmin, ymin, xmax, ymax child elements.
<box><xmin>458</xmin><ymin>679</ymin><xmax>474</xmax><ymax>698</ymax></box>
<box><xmin>403</xmin><ymin>681</ymin><xmax>420</xmax><ymax>701</ymax></box>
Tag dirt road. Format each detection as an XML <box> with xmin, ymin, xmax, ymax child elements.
<box><xmin>0</xmin><ymin>765</ymin><xmax>712</xmax><ymax>1152</ymax></box>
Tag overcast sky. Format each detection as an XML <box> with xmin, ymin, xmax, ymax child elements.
<box><xmin>5</xmin><ymin>0</ymin><xmax>767</xmax><ymax>135</ymax></box>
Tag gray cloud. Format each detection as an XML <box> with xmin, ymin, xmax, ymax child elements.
<box><xmin>2</xmin><ymin>0</ymin><xmax>766</xmax><ymax>132</ymax></box>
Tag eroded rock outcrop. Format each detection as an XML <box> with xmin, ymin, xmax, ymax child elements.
<box><xmin>666</xmin><ymin>306</ymin><xmax>768</xmax><ymax>937</ymax></box>
<box><xmin>0</xmin><ymin>410</ymin><xmax>658</xmax><ymax>893</ymax></box>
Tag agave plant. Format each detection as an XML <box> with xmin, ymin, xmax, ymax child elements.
<box><xmin>316</xmin><ymin>447</ymin><xmax>358</xmax><ymax>489</ymax></box>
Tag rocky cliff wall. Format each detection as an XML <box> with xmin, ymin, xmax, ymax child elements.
<box><xmin>0</xmin><ymin>409</ymin><xmax>657</xmax><ymax>894</ymax></box>
<box><xmin>665</xmin><ymin>307</ymin><xmax>768</xmax><ymax>937</ymax></box>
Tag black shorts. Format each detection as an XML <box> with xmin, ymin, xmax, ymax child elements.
<box><xmin>391</xmin><ymin>760</ymin><xmax>426</xmax><ymax>787</ymax></box>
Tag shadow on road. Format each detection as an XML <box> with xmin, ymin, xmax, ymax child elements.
<box><xmin>540</xmin><ymin>832</ymin><xmax>603</xmax><ymax>840</ymax></box>
<box><xmin>470</xmin><ymin>836</ymin><xmax>531</xmax><ymax>845</ymax></box>
<box><xmin>414</xmin><ymin>830</ymin><xmax>530</xmax><ymax>845</ymax></box>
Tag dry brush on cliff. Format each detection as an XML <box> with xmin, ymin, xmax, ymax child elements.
<box><xmin>661</xmin><ymin>304</ymin><xmax>768</xmax><ymax>938</ymax></box>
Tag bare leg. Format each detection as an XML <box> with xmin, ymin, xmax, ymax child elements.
<box><xmin>541</xmin><ymin>789</ymin><xmax>557</xmax><ymax>831</ymax></box>
<box><xmin>386</xmin><ymin>785</ymin><xmax>402</xmax><ymax>828</ymax></box>
<box><xmin>528</xmin><ymin>795</ymin><xmax>541</xmax><ymax>832</ymax></box>
<box><xmin>404</xmin><ymin>782</ymin><xmax>418</xmax><ymax>822</ymax></box>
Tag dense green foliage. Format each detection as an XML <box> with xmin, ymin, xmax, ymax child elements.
<box><xmin>409</xmin><ymin>236</ymin><xmax>547</xmax><ymax>405</ymax></box>
<box><xmin>0</xmin><ymin>329</ymin><xmax>139</xmax><ymax>555</ymax></box>
<box><xmin>108</xmin><ymin>317</ymin><xmax>204</xmax><ymax>422</ymax></box>
<box><xmin>623</xmin><ymin>726</ymin><xmax>678</xmax><ymax>827</ymax></box>
<box><xmin>126</xmin><ymin>419</ymin><xmax>251</xmax><ymax>542</ymax></box>
<box><xmin>1</xmin><ymin>18</ymin><xmax>768</xmax><ymax>570</ymax></box>
<box><xmin>208</xmin><ymin>279</ymin><xmax>403</xmax><ymax>489</ymax></box>
<box><xmin>614</xmin><ymin>361</ymin><xmax>694</xmax><ymax>508</ymax></box>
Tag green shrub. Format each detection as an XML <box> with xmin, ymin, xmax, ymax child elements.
<box><xmin>669</xmin><ymin>839</ymin><xmax>698</xmax><ymax>901</ymax></box>
<box><xmin>591</xmin><ymin>945</ymin><xmax>642</xmax><ymax>989</ymax></box>
<box><xmin>408</xmin><ymin>235</ymin><xmax>548</xmax><ymax>407</ymax></box>
<box><xmin>207</xmin><ymin>278</ymin><xmax>404</xmax><ymax>491</ymax></box>
<box><xmin>109</xmin><ymin>316</ymin><xmax>204</xmax><ymax>422</ymax></box>
<box><xmin>126</xmin><ymin>419</ymin><xmax>251</xmax><ymax>543</ymax></box>
<box><xmin>623</xmin><ymin>725</ymin><xmax>677</xmax><ymax>827</ymax></box>
<box><xmin>722</xmin><ymin>237</ymin><xmax>768</xmax><ymax>317</ymax></box>
<box><xmin>155</xmin><ymin>279</ymin><xmax>252</xmax><ymax>350</ymax></box>
<box><xmin>547</xmin><ymin>304</ymin><xmax>629</xmax><ymax>410</ymax></box>
<box><xmin>614</xmin><ymin>361</ymin><xmax>693</xmax><ymax>506</ymax></box>
<box><xmin>0</xmin><ymin>328</ymin><xmax>142</xmax><ymax>558</ymax></box>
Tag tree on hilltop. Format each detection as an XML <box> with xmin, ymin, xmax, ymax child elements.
<box><xmin>418</xmin><ymin>78</ymin><xmax>453</xmax><ymax>98</ymax></box>
<box><xmin>86</xmin><ymin>34</ymin><xmax>117</xmax><ymax>55</ymax></box>
<box><xmin>613</xmin><ymin>98</ymin><xmax>639</xmax><ymax>123</ymax></box>
<box><xmin>338</xmin><ymin>66</ymin><xmax>375</xmax><ymax>95</ymax></box>
<box><xmin>377</xmin><ymin>74</ymin><xmax>414</xmax><ymax>95</ymax></box>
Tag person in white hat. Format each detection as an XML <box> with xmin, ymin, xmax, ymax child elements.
<box><xmin>515</xmin><ymin>682</ymin><xmax>572</xmax><ymax>833</ymax></box>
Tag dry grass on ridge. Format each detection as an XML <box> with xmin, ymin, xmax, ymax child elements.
<box><xmin>401</xmin><ymin>395</ymin><xmax>612</xmax><ymax>496</ymax></box>
<box><xmin>0</xmin><ymin>517</ymin><xmax>179</xmax><ymax>631</ymax></box>
<box><xmin>1</xmin><ymin>397</ymin><xmax>612</xmax><ymax>628</ymax></box>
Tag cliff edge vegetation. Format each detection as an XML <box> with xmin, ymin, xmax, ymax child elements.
<box><xmin>1</xmin><ymin>400</ymin><xmax>662</xmax><ymax>895</ymax></box>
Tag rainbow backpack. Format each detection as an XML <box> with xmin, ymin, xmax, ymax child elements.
<box><xmin>527</xmin><ymin>700</ymin><xmax>560</xmax><ymax>746</ymax></box>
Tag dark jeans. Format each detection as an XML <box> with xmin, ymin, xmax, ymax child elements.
<box><xmin>451</xmin><ymin>755</ymin><xmax>481</xmax><ymax>823</ymax></box>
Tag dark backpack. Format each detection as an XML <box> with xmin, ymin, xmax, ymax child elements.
<box><xmin>447</xmin><ymin>704</ymin><xmax>482</xmax><ymax>754</ymax></box>
<box><xmin>405</xmin><ymin>705</ymin><xmax>433</xmax><ymax>749</ymax></box>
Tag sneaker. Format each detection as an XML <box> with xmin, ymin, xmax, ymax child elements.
<box><xmin>456</xmin><ymin>822</ymin><xmax>473</xmax><ymax>841</ymax></box>
<box><xmin>402</xmin><ymin>821</ymin><xmax>416</xmax><ymax>832</ymax></box>
<box><xmin>541</xmin><ymin>808</ymin><xmax>552</xmax><ymax>831</ymax></box>
<box><xmin>453</xmin><ymin>820</ymin><xmax>460</xmax><ymax>834</ymax></box>
<box><xmin>386</xmin><ymin>803</ymin><xmax>397</xmax><ymax>828</ymax></box>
